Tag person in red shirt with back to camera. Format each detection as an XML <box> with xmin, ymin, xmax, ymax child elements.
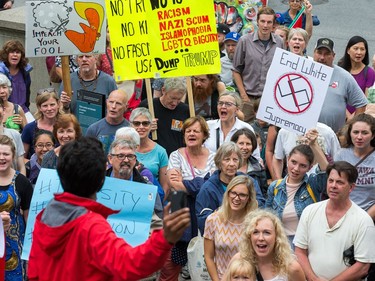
<box><xmin>28</xmin><ymin>137</ymin><xmax>190</xmax><ymax>281</ymax></box>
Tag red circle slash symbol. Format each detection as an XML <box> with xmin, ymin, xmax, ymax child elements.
<box><xmin>274</xmin><ymin>73</ymin><xmax>313</xmax><ymax>114</ymax></box>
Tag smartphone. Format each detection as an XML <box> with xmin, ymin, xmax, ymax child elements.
<box><xmin>169</xmin><ymin>190</ymin><xmax>188</xmax><ymax>212</ymax></box>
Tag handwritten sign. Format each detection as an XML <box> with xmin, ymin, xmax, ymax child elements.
<box><xmin>256</xmin><ymin>48</ymin><xmax>333</xmax><ymax>135</ymax></box>
<box><xmin>21</xmin><ymin>168</ymin><xmax>157</xmax><ymax>260</ymax></box>
<box><xmin>214</xmin><ymin>0</ymin><xmax>267</xmax><ymax>35</ymax></box>
<box><xmin>106</xmin><ymin>0</ymin><xmax>221</xmax><ymax>80</ymax></box>
<box><xmin>25</xmin><ymin>0</ymin><xmax>107</xmax><ymax>57</ymax></box>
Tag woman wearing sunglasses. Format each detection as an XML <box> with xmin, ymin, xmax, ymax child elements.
<box><xmin>130</xmin><ymin>107</ymin><xmax>169</xmax><ymax>196</ymax></box>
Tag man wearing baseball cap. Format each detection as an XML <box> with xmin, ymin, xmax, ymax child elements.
<box><xmin>217</xmin><ymin>23</ymin><xmax>230</xmax><ymax>57</ymax></box>
<box><xmin>314</xmin><ymin>38</ymin><xmax>367</xmax><ymax>132</ymax></box>
<box><xmin>220</xmin><ymin>32</ymin><xmax>241</xmax><ymax>87</ymax></box>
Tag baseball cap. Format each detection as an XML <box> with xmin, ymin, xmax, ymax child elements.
<box><xmin>217</xmin><ymin>23</ymin><xmax>230</xmax><ymax>35</ymax></box>
<box><xmin>315</xmin><ymin>38</ymin><xmax>335</xmax><ymax>53</ymax></box>
<box><xmin>224</xmin><ymin>32</ymin><xmax>241</xmax><ymax>43</ymax></box>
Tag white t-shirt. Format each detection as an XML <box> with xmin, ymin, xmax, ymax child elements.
<box><xmin>204</xmin><ymin>118</ymin><xmax>260</xmax><ymax>160</ymax></box>
<box><xmin>294</xmin><ymin>200</ymin><xmax>375</xmax><ymax>280</ymax></box>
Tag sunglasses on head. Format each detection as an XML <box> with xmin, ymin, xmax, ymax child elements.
<box><xmin>37</xmin><ymin>88</ymin><xmax>56</xmax><ymax>96</ymax></box>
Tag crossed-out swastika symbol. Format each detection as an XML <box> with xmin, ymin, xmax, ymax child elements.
<box><xmin>274</xmin><ymin>73</ymin><xmax>313</xmax><ymax>114</ymax></box>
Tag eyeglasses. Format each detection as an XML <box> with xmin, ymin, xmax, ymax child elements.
<box><xmin>35</xmin><ymin>142</ymin><xmax>54</xmax><ymax>149</ymax></box>
<box><xmin>37</xmin><ymin>87</ymin><xmax>56</xmax><ymax>96</ymax></box>
<box><xmin>110</xmin><ymin>153</ymin><xmax>136</xmax><ymax>161</ymax></box>
<box><xmin>218</xmin><ymin>101</ymin><xmax>236</xmax><ymax>107</ymax></box>
<box><xmin>132</xmin><ymin>121</ymin><xmax>151</xmax><ymax>127</ymax></box>
<box><xmin>228</xmin><ymin>191</ymin><xmax>249</xmax><ymax>200</ymax></box>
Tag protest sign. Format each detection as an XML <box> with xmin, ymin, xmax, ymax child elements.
<box><xmin>214</xmin><ymin>0</ymin><xmax>267</xmax><ymax>35</ymax></box>
<box><xmin>22</xmin><ymin>168</ymin><xmax>157</xmax><ymax>260</ymax></box>
<box><xmin>256</xmin><ymin>48</ymin><xmax>334</xmax><ymax>135</ymax></box>
<box><xmin>106</xmin><ymin>0</ymin><xmax>221</xmax><ymax>80</ymax></box>
<box><xmin>25</xmin><ymin>0</ymin><xmax>106</xmax><ymax>57</ymax></box>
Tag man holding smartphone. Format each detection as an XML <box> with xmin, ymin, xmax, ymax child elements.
<box><xmin>28</xmin><ymin>137</ymin><xmax>190</xmax><ymax>281</ymax></box>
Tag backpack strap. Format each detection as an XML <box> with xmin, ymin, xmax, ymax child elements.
<box><xmin>306</xmin><ymin>184</ymin><xmax>317</xmax><ymax>203</ymax></box>
<box><xmin>273</xmin><ymin>179</ymin><xmax>283</xmax><ymax>196</ymax></box>
<box><xmin>274</xmin><ymin>179</ymin><xmax>317</xmax><ymax>203</ymax></box>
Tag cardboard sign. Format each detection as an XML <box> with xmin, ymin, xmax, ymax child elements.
<box><xmin>257</xmin><ymin>48</ymin><xmax>333</xmax><ymax>135</ymax></box>
<box><xmin>22</xmin><ymin>168</ymin><xmax>157</xmax><ymax>260</ymax></box>
<box><xmin>106</xmin><ymin>0</ymin><xmax>221</xmax><ymax>80</ymax></box>
<box><xmin>26</xmin><ymin>0</ymin><xmax>106</xmax><ymax>57</ymax></box>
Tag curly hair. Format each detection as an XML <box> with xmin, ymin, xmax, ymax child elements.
<box><xmin>0</xmin><ymin>40</ymin><xmax>29</xmax><ymax>69</ymax></box>
<box><xmin>239</xmin><ymin>209</ymin><xmax>294</xmax><ymax>276</ymax></box>
<box><xmin>217</xmin><ymin>175</ymin><xmax>258</xmax><ymax>223</ymax></box>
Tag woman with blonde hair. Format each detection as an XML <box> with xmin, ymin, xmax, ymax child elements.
<box><xmin>22</xmin><ymin>88</ymin><xmax>63</xmax><ymax>158</ymax></box>
<box><xmin>223</xmin><ymin>258</ymin><xmax>255</xmax><ymax>281</ymax></box>
<box><xmin>235</xmin><ymin>209</ymin><xmax>305</xmax><ymax>280</ymax></box>
<box><xmin>0</xmin><ymin>135</ymin><xmax>33</xmax><ymax>280</ymax></box>
<box><xmin>204</xmin><ymin>175</ymin><xmax>258</xmax><ymax>281</ymax></box>
<box><xmin>196</xmin><ymin>141</ymin><xmax>265</xmax><ymax>234</ymax></box>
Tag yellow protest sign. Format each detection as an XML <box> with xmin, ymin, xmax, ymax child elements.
<box><xmin>106</xmin><ymin>0</ymin><xmax>221</xmax><ymax>80</ymax></box>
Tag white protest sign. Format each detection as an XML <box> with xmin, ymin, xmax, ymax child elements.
<box><xmin>257</xmin><ymin>48</ymin><xmax>334</xmax><ymax>135</ymax></box>
<box><xmin>25</xmin><ymin>0</ymin><xmax>106</xmax><ymax>57</ymax></box>
<box><xmin>21</xmin><ymin>168</ymin><xmax>157</xmax><ymax>260</ymax></box>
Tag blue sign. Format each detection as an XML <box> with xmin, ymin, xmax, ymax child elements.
<box><xmin>22</xmin><ymin>168</ymin><xmax>157</xmax><ymax>260</ymax></box>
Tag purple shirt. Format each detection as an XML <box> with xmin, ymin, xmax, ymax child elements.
<box><xmin>9</xmin><ymin>71</ymin><xmax>28</xmax><ymax>112</ymax></box>
<box><xmin>348</xmin><ymin>66</ymin><xmax>375</xmax><ymax>113</ymax></box>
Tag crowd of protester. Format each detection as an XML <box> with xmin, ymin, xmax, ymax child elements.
<box><xmin>0</xmin><ymin>1</ymin><xmax>375</xmax><ymax>280</ymax></box>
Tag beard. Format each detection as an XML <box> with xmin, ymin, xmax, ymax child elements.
<box><xmin>193</xmin><ymin>83</ymin><xmax>214</xmax><ymax>104</ymax></box>
<box><xmin>118</xmin><ymin>164</ymin><xmax>132</xmax><ymax>180</ymax></box>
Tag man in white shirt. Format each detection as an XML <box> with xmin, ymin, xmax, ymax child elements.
<box><xmin>294</xmin><ymin>161</ymin><xmax>375</xmax><ymax>280</ymax></box>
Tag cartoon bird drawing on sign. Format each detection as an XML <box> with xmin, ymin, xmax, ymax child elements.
<box><xmin>65</xmin><ymin>1</ymin><xmax>104</xmax><ymax>52</ymax></box>
<box><xmin>31</xmin><ymin>1</ymin><xmax>104</xmax><ymax>53</ymax></box>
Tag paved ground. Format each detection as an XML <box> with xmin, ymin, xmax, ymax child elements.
<box><xmin>270</xmin><ymin>0</ymin><xmax>375</xmax><ymax>63</ymax></box>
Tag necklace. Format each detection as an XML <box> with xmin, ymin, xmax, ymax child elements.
<box><xmin>78</xmin><ymin>71</ymin><xmax>98</xmax><ymax>91</ymax></box>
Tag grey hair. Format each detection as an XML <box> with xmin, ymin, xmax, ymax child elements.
<box><xmin>115</xmin><ymin>127</ymin><xmax>140</xmax><ymax>146</ymax></box>
<box><xmin>0</xmin><ymin>73</ymin><xmax>12</xmax><ymax>95</ymax></box>
<box><xmin>129</xmin><ymin>107</ymin><xmax>152</xmax><ymax>123</ymax></box>
<box><xmin>163</xmin><ymin>77</ymin><xmax>187</xmax><ymax>94</ymax></box>
<box><xmin>109</xmin><ymin>138</ymin><xmax>137</xmax><ymax>155</ymax></box>
<box><xmin>219</xmin><ymin>91</ymin><xmax>243</xmax><ymax>108</ymax></box>
<box><xmin>288</xmin><ymin>28</ymin><xmax>309</xmax><ymax>46</ymax></box>
<box><xmin>214</xmin><ymin>141</ymin><xmax>243</xmax><ymax>168</ymax></box>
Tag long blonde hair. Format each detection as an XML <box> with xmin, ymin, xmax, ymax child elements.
<box><xmin>217</xmin><ymin>175</ymin><xmax>258</xmax><ymax>222</ymax></box>
<box><xmin>239</xmin><ymin>209</ymin><xmax>294</xmax><ymax>276</ymax></box>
